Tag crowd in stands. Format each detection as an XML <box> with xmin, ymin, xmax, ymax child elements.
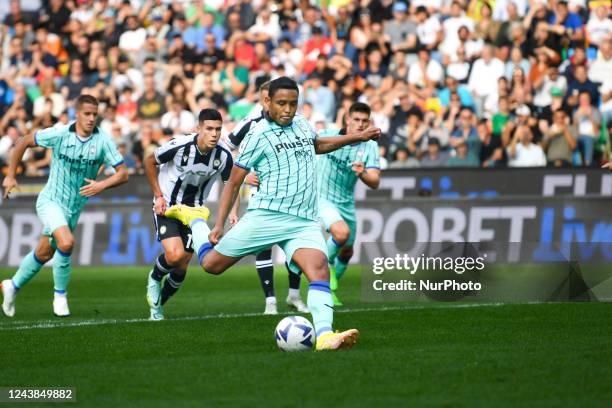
<box><xmin>0</xmin><ymin>0</ymin><xmax>610</xmax><ymax>177</ymax></box>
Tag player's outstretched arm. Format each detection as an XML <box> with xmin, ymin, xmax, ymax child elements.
<box><xmin>353</xmin><ymin>164</ymin><xmax>381</xmax><ymax>190</ymax></box>
<box><xmin>144</xmin><ymin>152</ymin><xmax>167</xmax><ymax>215</ymax></box>
<box><xmin>79</xmin><ymin>165</ymin><xmax>129</xmax><ymax>197</ymax></box>
<box><xmin>2</xmin><ymin>132</ymin><xmax>36</xmax><ymax>199</ymax></box>
<box><xmin>314</xmin><ymin>127</ymin><xmax>381</xmax><ymax>154</ymax></box>
<box><xmin>210</xmin><ymin>165</ymin><xmax>249</xmax><ymax>244</ymax></box>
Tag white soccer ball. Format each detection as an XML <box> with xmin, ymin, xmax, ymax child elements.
<box><xmin>275</xmin><ymin>316</ymin><xmax>315</xmax><ymax>351</ymax></box>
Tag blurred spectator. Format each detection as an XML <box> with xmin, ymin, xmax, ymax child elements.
<box><xmin>573</xmin><ymin>91</ymin><xmax>601</xmax><ymax>166</ymax></box>
<box><xmin>409</xmin><ymin>49</ymin><xmax>444</xmax><ymax>96</ymax></box>
<box><xmin>567</xmin><ymin>64</ymin><xmax>600</xmax><ymax>107</ymax></box>
<box><xmin>389</xmin><ymin>147</ymin><xmax>420</xmax><ymax>169</ymax></box>
<box><xmin>384</xmin><ymin>2</ymin><xmax>417</xmax><ymax>53</ymax></box>
<box><xmin>0</xmin><ymin>125</ymin><xmax>20</xmax><ymax>167</ymax></box>
<box><xmin>533</xmin><ymin>63</ymin><xmax>567</xmax><ymax>112</ymax></box>
<box><xmin>507</xmin><ymin>125</ymin><xmax>547</xmax><ymax>167</ymax></box>
<box><xmin>446</xmin><ymin>139</ymin><xmax>480</xmax><ymax>167</ymax></box>
<box><xmin>137</xmin><ymin>75</ymin><xmax>166</xmax><ymax>121</ymax></box>
<box><xmin>542</xmin><ymin>109</ymin><xmax>577</xmax><ymax>167</ymax></box>
<box><xmin>589</xmin><ymin>40</ymin><xmax>612</xmax><ymax>85</ymax></box>
<box><xmin>304</xmin><ymin>73</ymin><xmax>336</xmax><ymax>124</ymax></box>
<box><xmin>468</xmin><ymin>44</ymin><xmax>505</xmax><ymax>114</ymax></box>
<box><xmin>587</xmin><ymin>5</ymin><xmax>612</xmax><ymax>48</ymax></box>
<box><xmin>160</xmin><ymin>99</ymin><xmax>196</xmax><ymax>135</ymax></box>
<box><xmin>420</xmin><ymin>138</ymin><xmax>448</xmax><ymax>167</ymax></box>
<box><xmin>477</xmin><ymin>120</ymin><xmax>504</xmax><ymax>167</ymax></box>
<box><xmin>378</xmin><ymin>145</ymin><xmax>389</xmax><ymax>170</ymax></box>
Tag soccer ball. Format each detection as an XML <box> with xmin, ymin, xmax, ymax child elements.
<box><xmin>275</xmin><ymin>316</ymin><xmax>315</xmax><ymax>351</ymax></box>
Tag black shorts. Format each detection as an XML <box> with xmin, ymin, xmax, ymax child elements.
<box><xmin>153</xmin><ymin>212</ymin><xmax>194</xmax><ymax>253</ymax></box>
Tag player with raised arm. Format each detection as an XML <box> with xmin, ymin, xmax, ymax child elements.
<box><xmin>317</xmin><ymin>102</ymin><xmax>381</xmax><ymax>306</ymax></box>
<box><xmin>1</xmin><ymin>95</ymin><xmax>129</xmax><ymax>317</ymax></box>
<box><xmin>144</xmin><ymin>109</ymin><xmax>232</xmax><ymax>320</ymax></box>
<box><xmin>226</xmin><ymin>81</ymin><xmax>308</xmax><ymax>315</ymax></box>
<box><xmin>165</xmin><ymin>77</ymin><xmax>381</xmax><ymax>350</ymax></box>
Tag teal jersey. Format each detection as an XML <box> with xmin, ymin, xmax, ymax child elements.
<box><xmin>316</xmin><ymin>128</ymin><xmax>380</xmax><ymax>206</ymax></box>
<box><xmin>235</xmin><ymin>115</ymin><xmax>319</xmax><ymax>221</ymax></box>
<box><xmin>35</xmin><ymin>123</ymin><xmax>124</xmax><ymax>214</ymax></box>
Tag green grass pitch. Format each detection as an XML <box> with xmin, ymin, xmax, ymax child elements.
<box><xmin>0</xmin><ymin>265</ymin><xmax>610</xmax><ymax>407</ymax></box>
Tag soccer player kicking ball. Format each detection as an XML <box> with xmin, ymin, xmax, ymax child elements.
<box><xmin>1</xmin><ymin>95</ymin><xmax>129</xmax><ymax>317</ymax></box>
<box><xmin>165</xmin><ymin>77</ymin><xmax>381</xmax><ymax>350</ymax></box>
<box><xmin>144</xmin><ymin>109</ymin><xmax>232</xmax><ymax>320</ymax></box>
<box><xmin>226</xmin><ymin>81</ymin><xmax>308</xmax><ymax>315</ymax></box>
<box><xmin>317</xmin><ymin>102</ymin><xmax>381</xmax><ymax>306</ymax></box>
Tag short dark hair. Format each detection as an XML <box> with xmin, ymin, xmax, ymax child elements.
<box><xmin>348</xmin><ymin>102</ymin><xmax>371</xmax><ymax>116</ymax></box>
<box><xmin>198</xmin><ymin>108</ymin><xmax>222</xmax><ymax>123</ymax></box>
<box><xmin>268</xmin><ymin>76</ymin><xmax>299</xmax><ymax>98</ymax></box>
<box><xmin>75</xmin><ymin>94</ymin><xmax>99</xmax><ymax>111</ymax></box>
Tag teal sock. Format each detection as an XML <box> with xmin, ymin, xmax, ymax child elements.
<box><xmin>327</xmin><ymin>237</ymin><xmax>341</xmax><ymax>264</ymax></box>
<box><xmin>307</xmin><ymin>281</ymin><xmax>333</xmax><ymax>338</ymax></box>
<box><xmin>12</xmin><ymin>250</ymin><xmax>45</xmax><ymax>289</ymax></box>
<box><xmin>190</xmin><ymin>220</ymin><xmax>213</xmax><ymax>263</ymax></box>
<box><xmin>52</xmin><ymin>249</ymin><xmax>72</xmax><ymax>293</ymax></box>
<box><xmin>335</xmin><ymin>258</ymin><xmax>349</xmax><ymax>281</ymax></box>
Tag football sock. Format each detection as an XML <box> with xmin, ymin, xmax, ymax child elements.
<box><xmin>326</xmin><ymin>236</ymin><xmax>341</xmax><ymax>264</ymax></box>
<box><xmin>161</xmin><ymin>270</ymin><xmax>186</xmax><ymax>305</ymax></box>
<box><xmin>151</xmin><ymin>253</ymin><xmax>174</xmax><ymax>281</ymax></box>
<box><xmin>307</xmin><ymin>281</ymin><xmax>333</xmax><ymax>338</ymax></box>
<box><xmin>287</xmin><ymin>264</ymin><xmax>301</xmax><ymax>298</ymax></box>
<box><xmin>256</xmin><ymin>250</ymin><xmax>274</xmax><ymax>298</ymax></box>
<box><xmin>12</xmin><ymin>250</ymin><xmax>45</xmax><ymax>290</ymax></box>
<box><xmin>52</xmin><ymin>249</ymin><xmax>72</xmax><ymax>293</ymax></box>
<box><xmin>190</xmin><ymin>219</ymin><xmax>213</xmax><ymax>263</ymax></box>
<box><xmin>335</xmin><ymin>257</ymin><xmax>349</xmax><ymax>281</ymax></box>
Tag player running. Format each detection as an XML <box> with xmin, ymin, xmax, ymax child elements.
<box><xmin>1</xmin><ymin>95</ymin><xmax>128</xmax><ymax>317</ymax></box>
<box><xmin>317</xmin><ymin>102</ymin><xmax>381</xmax><ymax>306</ymax></box>
<box><xmin>144</xmin><ymin>109</ymin><xmax>232</xmax><ymax>320</ymax></box>
<box><xmin>165</xmin><ymin>77</ymin><xmax>381</xmax><ymax>350</ymax></box>
<box><xmin>226</xmin><ymin>81</ymin><xmax>308</xmax><ymax>315</ymax></box>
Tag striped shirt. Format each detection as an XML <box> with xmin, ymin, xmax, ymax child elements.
<box><xmin>316</xmin><ymin>128</ymin><xmax>380</xmax><ymax>206</ymax></box>
<box><xmin>36</xmin><ymin>123</ymin><xmax>124</xmax><ymax>215</ymax></box>
<box><xmin>226</xmin><ymin>105</ymin><xmax>265</xmax><ymax>150</ymax></box>
<box><xmin>155</xmin><ymin>134</ymin><xmax>233</xmax><ymax>207</ymax></box>
<box><xmin>235</xmin><ymin>115</ymin><xmax>318</xmax><ymax>221</ymax></box>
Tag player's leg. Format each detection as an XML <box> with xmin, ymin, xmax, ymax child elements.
<box><xmin>283</xmin><ymin>220</ymin><xmax>358</xmax><ymax>350</ymax></box>
<box><xmin>330</xmin><ymin>207</ymin><xmax>358</xmax><ymax>306</ymax></box>
<box><xmin>147</xmin><ymin>213</ymin><xmax>193</xmax><ymax>320</ymax></box>
<box><xmin>285</xmin><ymin>262</ymin><xmax>308</xmax><ymax>313</ymax></box>
<box><xmin>255</xmin><ymin>248</ymin><xmax>277</xmax><ymax>314</ymax></box>
<box><xmin>335</xmin><ymin>246</ymin><xmax>354</xmax><ymax>281</ymax></box>
<box><xmin>290</xmin><ymin>248</ymin><xmax>358</xmax><ymax>351</ymax></box>
<box><xmin>319</xmin><ymin>198</ymin><xmax>348</xmax><ymax>265</ymax></box>
<box><xmin>165</xmin><ymin>205</ymin><xmax>243</xmax><ymax>274</ymax></box>
<box><xmin>2</xmin><ymin>235</ymin><xmax>55</xmax><ymax>317</ymax></box>
<box><xmin>50</xmin><ymin>225</ymin><xmax>75</xmax><ymax>317</ymax></box>
<box><xmin>160</xmin><ymin>245</ymin><xmax>191</xmax><ymax>306</ymax></box>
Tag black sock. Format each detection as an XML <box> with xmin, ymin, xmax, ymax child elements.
<box><xmin>152</xmin><ymin>254</ymin><xmax>173</xmax><ymax>281</ymax></box>
<box><xmin>287</xmin><ymin>262</ymin><xmax>301</xmax><ymax>290</ymax></box>
<box><xmin>256</xmin><ymin>249</ymin><xmax>274</xmax><ymax>298</ymax></box>
<box><xmin>161</xmin><ymin>270</ymin><xmax>186</xmax><ymax>305</ymax></box>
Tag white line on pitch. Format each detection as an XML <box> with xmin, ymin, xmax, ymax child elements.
<box><xmin>0</xmin><ymin>302</ymin><xmax>512</xmax><ymax>331</ymax></box>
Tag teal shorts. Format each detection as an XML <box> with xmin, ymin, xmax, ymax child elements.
<box><xmin>318</xmin><ymin>196</ymin><xmax>357</xmax><ymax>246</ymax></box>
<box><xmin>36</xmin><ymin>197</ymin><xmax>80</xmax><ymax>237</ymax></box>
<box><xmin>215</xmin><ymin>209</ymin><xmax>327</xmax><ymax>273</ymax></box>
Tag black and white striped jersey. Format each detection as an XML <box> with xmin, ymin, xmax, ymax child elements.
<box><xmin>154</xmin><ymin>134</ymin><xmax>233</xmax><ymax>207</ymax></box>
<box><xmin>226</xmin><ymin>105</ymin><xmax>265</xmax><ymax>150</ymax></box>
